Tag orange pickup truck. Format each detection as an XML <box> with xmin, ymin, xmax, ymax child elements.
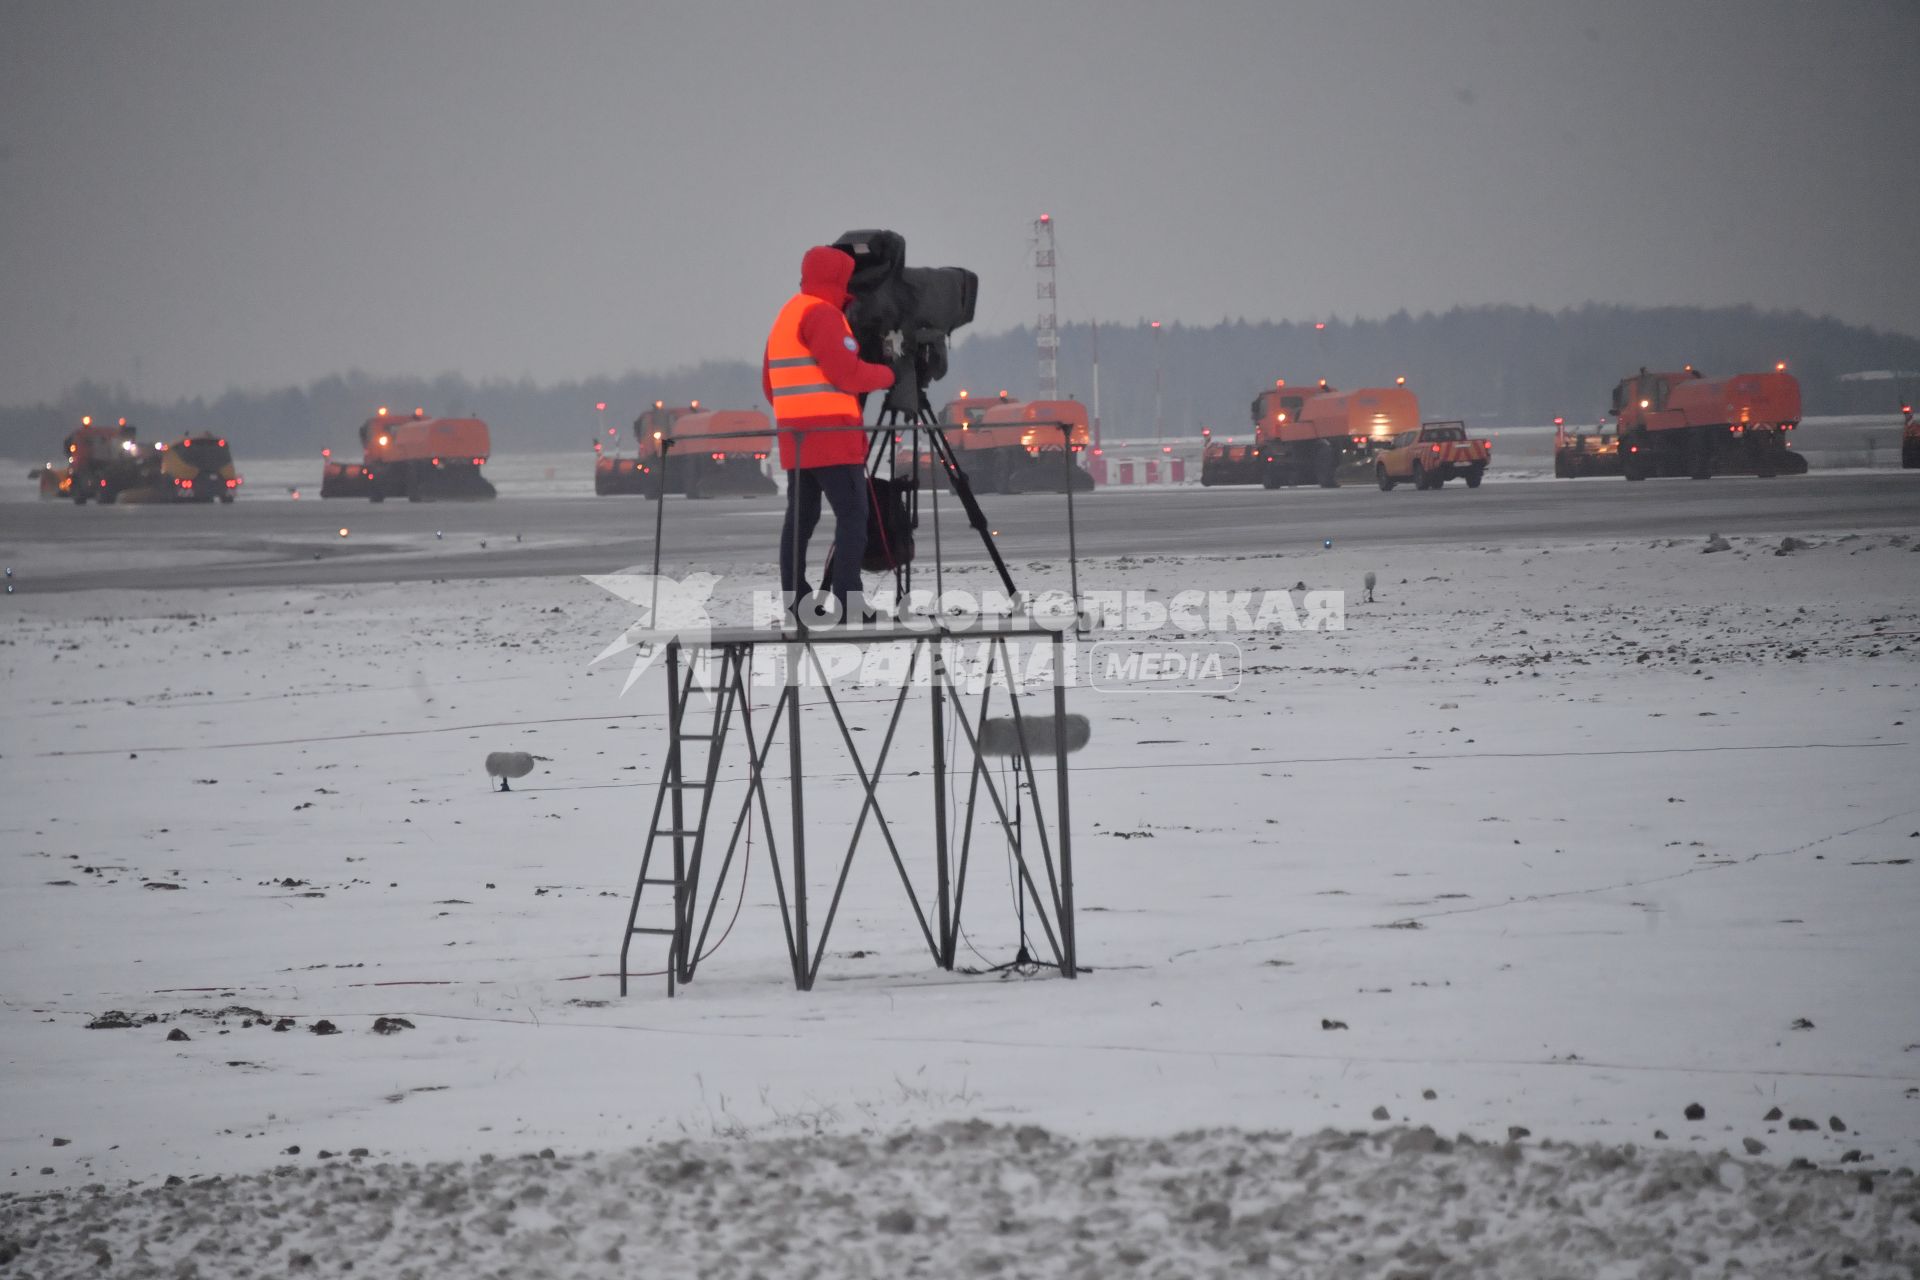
<box><xmin>1374</xmin><ymin>421</ymin><xmax>1490</xmax><ymax>490</ymax></box>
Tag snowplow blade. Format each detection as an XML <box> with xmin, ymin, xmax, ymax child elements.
<box><xmin>684</xmin><ymin>457</ymin><xmax>777</xmax><ymax>498</ymax></box>
<box><xmin>1199</xmin><ymin>448</ymin><xmax>1264</xmax><ymax>487</ymax></box>
<box><xmin>1003</xmin><ymin>454</ymin><xmax>1095</xmax><ymax>494</ymax></box>
<box><xmin>410</xmin><ymin>465</ymin><xmax>496</xmax><ymax>500</ymax></box>
<box><xmin>320</xmin><ymin>463</ymin><xmax>374</xmax><ymax>498</ymax></box>
<box><xmin>595</xmin><ymin>457</ymin><xmax>655</xmax><ymax>495</ymax></box>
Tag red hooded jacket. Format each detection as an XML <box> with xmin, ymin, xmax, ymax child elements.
<box><xmin>762</xmin><ymin>245</ymin><xmax>894</xmax><ymax>470</ymax></box>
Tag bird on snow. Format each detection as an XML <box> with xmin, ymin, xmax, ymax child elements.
<box><xmin>485</xmin><ymin>751</ymin><xmax>536</xmax><ymax>792</ymax></box>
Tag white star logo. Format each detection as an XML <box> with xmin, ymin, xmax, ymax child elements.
<box><xmin>583</xmin><ymin>571</ymin><xmax>721</xmax><ymax>694</ymax></box>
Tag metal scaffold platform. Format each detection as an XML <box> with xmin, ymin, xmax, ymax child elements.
<box><xmin>616</xmin><ymin>411</ymin><xmax>1087</xmax><ymax>996</ymax></box>
<box><xmin>618</xmin><ymin>619</ymin><xmax>1079</xmax><ymax>995</ymax></box>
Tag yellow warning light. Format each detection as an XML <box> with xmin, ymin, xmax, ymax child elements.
<box><xmin>1775</xmin><ymin>361</ymin><xmax>1787</xmax><ymax>372</ymax></box>
<box><xmin>338</xmin><ymin>527</ymin><xmax>350</xmax><ymax>537</ymax></box>
<box><xmin>1639</xmin><ymin>400</ymin><xmax>1649</xmax><ymax>409</ymax></box>
<box><xmin>691</xmin><ymin>400</ymin><xmax>700</xmax><ymax>409</ymax></box>
<box><xmin>1395</xmin><ymin>376</ymin><xmax>1406</xmax><ymax>386</ymax></box>
<box><xmin>654</xmin><ymin>400</ymin><xmax>664</xmax><ymax>409</ymax></box>
<box><xmin>377</xmin><ymin>406</ymin><xmax>388</xmax><ymax>416</ymax></box>
<box><xmin>118</xmin><ymin>417</ymin><xmax>127</xmax><ymax>426</ymax></box>
<box><xmin>653</xmin><ymin>431</ymin><xmax>663</xmax><ymax>440</ymax></box>
<box><xmin>82</xmin><ymin>415</ymin><xmax>92</xmax><ymax>426</ymax></box>
<box><xmin>377</xmin><ymin>435</ymin><xmax>390</xmax><ymax>446</ymax></box>
<box><xmin>959</xmin><ymin>389</ymin><xmax>969</xmax><ymax>399</ymax></box>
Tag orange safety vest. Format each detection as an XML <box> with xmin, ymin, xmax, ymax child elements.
<box><xmin>765</xmin><ymin>294</ymin><xmax>863</xmax><ymax>425</ymax></box>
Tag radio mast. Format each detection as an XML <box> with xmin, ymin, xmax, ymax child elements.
<box><xmin>1033</xmin><ymin>214</ymin><xmax>1058</xmax><ymax>399</ymax></box>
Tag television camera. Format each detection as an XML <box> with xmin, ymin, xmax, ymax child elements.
<box><xmin>831</xmin><ymin>229</ymin><xmax>978</xmax><ymax>415</ymax></box>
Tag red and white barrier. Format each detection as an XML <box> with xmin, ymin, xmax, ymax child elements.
<box><xmin>1091</xmin><ymin>454</ymin><xmax>1186</xmax><ymax>486</ymax></box>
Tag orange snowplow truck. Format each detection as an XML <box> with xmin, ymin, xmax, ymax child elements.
<box><xmin>35</xmin><ymin>416</ymin><xmax>155</xmax><ymax>503</ymax></box>
<box><xmin>1201</xmin><ymin>380</ymin><xmax>1420</xmax><ymax>488</ymax></box>
<box><xmin>321</xmin><ymin>408</ymin><xmax>496</xmax><ymax>501</ymax></box>
<box><xmin>1902</xmin><ymin>400</ymin><xmax>1917</xmax><ymax>469</ymax></box>
<box><xmin>905</xmin><ymin>391</ymin><xmax>1093</xmax><ymax>494</ymax></box>
<box><xmin>598</xmin><ymin>401</ymin><xmax>777</xmax><ymax>497</ymax></box>
<box><xmin>1610</xmin><ymin>366</ymin><xmax>1804</xmax><ymax>480</ymax></box>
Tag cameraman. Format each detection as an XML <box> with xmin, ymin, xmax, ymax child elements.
<box><xmin>764</xmin><ymin>245</ymin><xmax>895</xmax><ymax>623</ymax></box>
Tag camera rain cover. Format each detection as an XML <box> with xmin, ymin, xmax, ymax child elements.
<box><xmin>832</xmin><ymin>228</ymin><xmax>978</xmax><ymax>411</ymax></box>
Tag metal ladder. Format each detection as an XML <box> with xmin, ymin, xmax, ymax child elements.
<box><xmin>619</xmin><ymin>642</ymin><xmax>744</xmax><ymax>996</ymax></box>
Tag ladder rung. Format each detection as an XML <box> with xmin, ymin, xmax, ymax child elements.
<box><xmin>668</xmin><ymin>780</ymin><xmax>709</xmax><ymax>789</ymax></box>
<box><xmin>677</xmin><ymin>733</ymin><xmax>718</xmax><ymax>741</ymax></box>
<box><xmin>628</xmin><ymin>926</ymin><xmax>678</xmax><ymax>937</ymax></box>
<box><xmin>654</xmin><ymin>829</ymin><xmax>701</xmax><ymax>838</ymax></box>
<box><xmin>639</xmin><ymin>877</ymin><xmax>682</xmax><ymax>887</ymax></box>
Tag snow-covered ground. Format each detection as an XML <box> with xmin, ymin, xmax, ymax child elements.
<box><xmin>3</xmin><ymin>529</ymin><xmax>1918</xmax><ymax>1274</ymax></box>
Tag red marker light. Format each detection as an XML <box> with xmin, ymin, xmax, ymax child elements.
<box><xmin>1314</xmin><ymin>322</ymin><xmax>1326</xmax><ymax>330</ymax></box>
<box><xmin>595</xmin><ymin>402</ymin><xmax>607</xmax><ymax>412</ymax></box>
<box><xmin>1553</xmin><ymin>417</ymin><xmax>1564</xmax><ymax>425</ymax></box>
<box><xmin>322</xmin><ymin>448</ymin><xmax>332</xmax><ymax>458</ymax></box>
<box><xmin>217</xmin><ymin>439</ymin><xmax>225</xmax><ymax>447</ymax></box>
<box><xmin>1039</xmin><ymin>213</ymin><xmax>1050</xmax><ymax>223</ymax></box>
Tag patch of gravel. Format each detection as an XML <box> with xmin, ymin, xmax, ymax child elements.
<box><xmin>2</xmin><ymin>1123</ymin><xmax>1915</xmax><ymax>1278</ymax></box>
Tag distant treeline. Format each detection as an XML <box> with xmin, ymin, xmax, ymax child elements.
<box><xmin>5</xmin><ymin>305</ymin><xmax>1916</xmax><ymax>458</ymax></box>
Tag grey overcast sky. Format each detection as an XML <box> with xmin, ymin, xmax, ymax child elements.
<box><xmin>2</xmin><ymin>0</ymin><xmax>1915</xmax><ymax>402</ymax></box>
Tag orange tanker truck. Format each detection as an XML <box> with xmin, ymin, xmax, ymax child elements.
<box><xmin>320</xmin><ymin>408</ymin><xmax>496</xmax><ymax>501</ymax></box>
<box><xmin>1201</xmin><ymin>379</ymin><xmax>1420</xmax><ymax>488</ymax></box>
<box><xmin>892</xmin><ymin>391</ymin><xmax>1094</xmax><ymax>493</ymax></box>
<box><xmin>597</xmin><ymin>401</ymin><xmax>777</xmax><ymax>497</ymax></box>
<box><xmin>922</xmin><ymin>391</ymin><xmax>1094</xmax><ymax>493</ymax></box>
<box><xmin>1609</xmin><ymin>365</ymin><xmax>1805</xmax><ymax>480</ymax></box>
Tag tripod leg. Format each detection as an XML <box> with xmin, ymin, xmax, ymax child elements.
<box><xmin>927</xmin><ymin>423</ymin><xmax>1018</xmax><ymax>597</ymax></box>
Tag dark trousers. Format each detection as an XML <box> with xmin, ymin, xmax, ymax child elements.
<box><xmin>779</xmin><ymin>463</ymin><xmax>867</xmax><ymax>607</ymax></box>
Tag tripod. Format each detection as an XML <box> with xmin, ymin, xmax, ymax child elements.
<box><xmin>863</xmin><ymin>388</ymin><xmax>1019</xmax><ymax>608</ymax></box>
